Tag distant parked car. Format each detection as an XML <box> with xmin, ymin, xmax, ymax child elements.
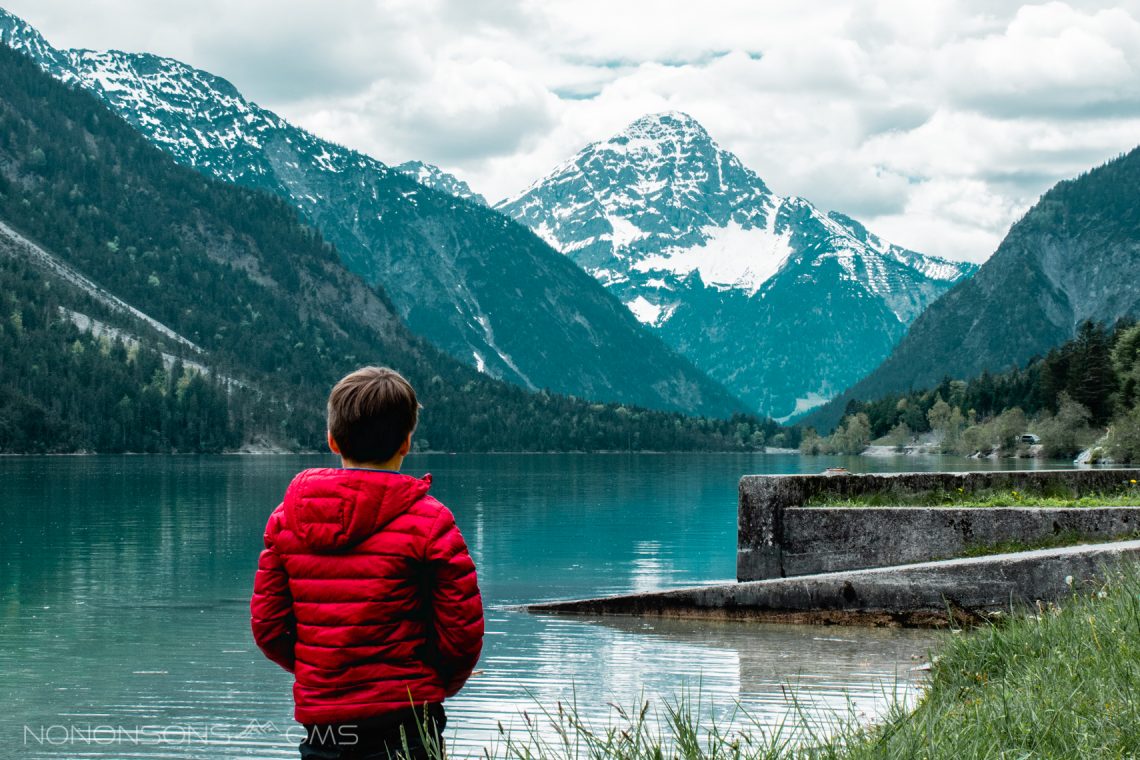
<box><xmin>1019</xmin><ymin>433</ymin><xmax>1041</xmax><ymax>444</ymax></box>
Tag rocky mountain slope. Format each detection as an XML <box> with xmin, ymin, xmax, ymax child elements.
<box><xmin>0</xmin><ymin>10</ymin><xmax>743</xmax><ymax>418</ymax></box>
<box><xmin>497</xmin><ymin>112</ymin><xmax>975</xmax><ymax>419</ymax></box>
<box><xmin>396</xmin><ymin>160</ymin><xmax>487</xmax><ymax>205</ymax></box>
<box><xmin>804</xmin><ymin>146</ymin><xmax>1140</xmax><ymax>432</ymax></box>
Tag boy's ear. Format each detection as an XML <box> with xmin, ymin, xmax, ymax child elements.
<box><xmin>399</xmin><ymin>432</ymin><xmax>412</xmax><ymax>457</ymax></box>
<box><xmin>327</xmin><ymin>431</ymin><xmax>341</xmax><ymax>455</ymax></box>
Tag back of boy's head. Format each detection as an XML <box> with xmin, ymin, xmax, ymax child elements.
<box><xmin>327</xmin><ymin>366</ymin><xmax>419</xmax><ymax>464</ymax></box>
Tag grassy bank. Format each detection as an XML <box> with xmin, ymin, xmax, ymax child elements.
<box><xmin>825</xmin><ymin>564</ymin><xmax>1140</xmax><ymax>758</ymax></box>
<box><xmin>805</xmin><ymin>483</ymin><xmax>1140</xmax><ymax>509</ymax></box>
<box><xmin>451</xmin><ymin>566</ymin><xmax>1140</xmax><ymax>759</ymax></box>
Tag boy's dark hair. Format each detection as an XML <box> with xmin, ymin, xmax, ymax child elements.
<box><xmin>327</xmin><ymin>366</ymin><xmax>419</xmax><ymax>463</ymax></box>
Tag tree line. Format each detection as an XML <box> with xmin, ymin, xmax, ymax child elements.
<box><xmin>802</xmin><ymin>320</ymin><xmax>1140</xmax><ymax>461</ymax></box>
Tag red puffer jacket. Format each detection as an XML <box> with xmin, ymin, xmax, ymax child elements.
<box><xmin>250</xmin><ymin>468</ymin><xmax>484</xmax><ymax>724</ymax></box>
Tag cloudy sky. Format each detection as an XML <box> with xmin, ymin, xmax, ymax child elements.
<box><xmin>7</xmin><ymin>0</ymin><xmax>1140</xmax><ymax>262</ymax></box>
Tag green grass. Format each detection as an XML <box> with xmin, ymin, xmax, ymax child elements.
<box><xmin>954</xmin><ymin>530</ymin><xmax>1140</xmax><ymax>559</ymax></box>
<box><xmin>805</xmin><ymin>485</ymin><xmax>1140</xmax><ymax>509</ymax></box>
<box><xmin>827</xmin><ymin>564</ymin><xmax>1140</xmax><ymax>759</ymax></box>
<box><xmin>434</xmin><ymin>565</ymin><xmax>1140</xmax><ymax>759</ymax></box>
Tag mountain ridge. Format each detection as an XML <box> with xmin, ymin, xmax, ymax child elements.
<box><xmin>396</xmin><ymin>160</ymin><xmax>487</xmax><ymax>205</ymax></box>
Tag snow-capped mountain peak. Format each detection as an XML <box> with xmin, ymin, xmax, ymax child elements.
<box><xmin>46</xmin><ymin>48</ymin><xmax>386</xmax><ymax>188</ymax></box>
<box><xmin>499</xmin><ymin>112</ymin><xmax>977</xmax><ymax>418</ymax></box>
<box><xmin>601</xmin><ymin>110</ymin><xmax>715</xmax><ymax>158</ymax></box>
<box><xmin>0</xmin><ymin>9</ymin><xmax>69</xmax><ymax>72</ymax></box>
<box><xmin>499</xmin><ymin>111</ymin><xmax>782</xmax><ymax>292</ymax></box>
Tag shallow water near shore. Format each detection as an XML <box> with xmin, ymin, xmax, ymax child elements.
<box><xmin>0</xmin><ymin>453</ymin><xmax>1077</xmax><ymax>757</ymax></box>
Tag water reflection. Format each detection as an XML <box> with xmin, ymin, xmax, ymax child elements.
<box><xmin>443</xmin><ymin>613</ymin><xmax>940</xmax><ymax>753</ymax></box>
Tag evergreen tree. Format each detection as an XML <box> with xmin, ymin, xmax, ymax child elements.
<box><xmin>1112</xmin><ymin>324</ymin><xmax>1140</xmax><ymax>410</ymax></box>
<box><xmin>1067</xmin><ymin>320</ymin><xmax>1116</xmax><ymax>423</ymax></box>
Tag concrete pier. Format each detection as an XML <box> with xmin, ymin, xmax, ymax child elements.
<box><xmin>526</xmin><ymin>469</ymin><xmax>1140</xmax><ymax>627</ymax></box>
<box><xmin>738</xmin><ymin>469</ymin><xmax>1140</xmax><ymax>581</ymax></box>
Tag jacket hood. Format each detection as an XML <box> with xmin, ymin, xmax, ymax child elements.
<box><xmin>283</xmin><ymin>468</ymin><xmax>432</xmax><ymax>553</ymax></box>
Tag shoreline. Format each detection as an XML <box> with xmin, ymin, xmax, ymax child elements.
<box><xmin>859</xmin><ymin>443</ymin><xmax>1054</xmax><ymax>461</ymax></box>
<box><xmin>0</xmin><ymin>446</ymin><xmax>1091</xmax><ymax>462</ymax></box>
<box><xmin>0</xmin><ymin>447</ymin><xmax>804</xmax><ymax>458</ymax></box>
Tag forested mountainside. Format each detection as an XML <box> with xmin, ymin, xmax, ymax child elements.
<box><xmin>807</xmin><ymin>146</ymin><xmax>1140</xmax><ymax>432</ymax></box>
<box><xmin>499</xmin><ymin>112</ymin><xmax>975</xmax><ymax>420</ymax></box>
<box><xmin>0</xmin><ymin>9</ymin><xmax>744</xmax><ymax>418</ymax></box>
<box><xmin>0</xmin><ymin>42</ymin><xmax>784</xmax><ymax>453</ymax></box>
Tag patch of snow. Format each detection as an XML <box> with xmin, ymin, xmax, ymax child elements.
<box><xmin>531</xmin><ymin>221</ymin><xmax>564</xmax><ymax>252</ymax></box>
<box><xmin>625</xmin><ymin>296</ymin><xmax>662</xmax><ymax>325</ymax></box>
<box><xmin>60</xmin><ymin>308</ymin><xmax>240</xmax><ymax>386</ymax></box>
<box><xmin>631</xmin><ymin>216</ymin><xmax>793</xmax><ymax>295</ymax></box>
<box><xmin>472</xmin><ymin>351</ymin><xmax>487</xmax><ymax>373</ymax></box>
<box><xmin>607</xmin><ymin>215</ymin><xmax>643</xmax><ymax>248</ymax></box>
<box><xmin>907</xmin><ymin>257</ymin><xmax>972</xmax><ymax>282</ymax></box>
<box><xmin>0</xmin><ymin>221</ymin><xmax>201</xmax><ymax>353</ymax></box>
<box><xmin>471</xmin><ymin>314</ymin><xmax>535</xmax><ymax>389</ymax></box>
<box><xmin>775</xmin><ymin>391</ymin><xmax>831</xmax><ymax>423</ymax></box>
<box><xmin>589</xmin><ymin>268</ymin><xmax>628</xmax><ymax>286</ymax></box>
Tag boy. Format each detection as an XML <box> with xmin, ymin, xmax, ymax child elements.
<box><xmin>251</xmin><ymin>366</ymin><xmax>484</xmax><ymax>759</ymax></box>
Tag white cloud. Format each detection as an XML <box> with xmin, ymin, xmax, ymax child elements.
<box><xmin>299</xmin><ymin>56</ymin><xmax>558</xmax><ymax>165</ymax></box>
<box><xmin>938</xmin><ymin>3</ymin><xmax>1140</xmax><ymax>118</ymax></box>
<box><xmin>6</xmin><ymin>0</ymin><xmax>1140</xmax><ymax>263</ymax></box>
<box><xmin>867</xmin><ymin>179</ymin><xmax>1026</xmax><ymax>262</ymax></box>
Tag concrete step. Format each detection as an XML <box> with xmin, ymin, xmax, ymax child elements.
<box><xmin>526</xmin><ymin>539</ymin><xmax>1140</xmax><ymax>627</ymax></box>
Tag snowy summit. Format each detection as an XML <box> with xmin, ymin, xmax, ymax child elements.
<box><xmin>499</xmin><ymin>112</ymin><xmax>977</xmax><ymax>419</ymax></box>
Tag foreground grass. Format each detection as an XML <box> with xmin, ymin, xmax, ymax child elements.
<box><xmin>805</xmin><ymin>484</ymin><xmax>1140</xmax><ymax>509</ymax></box>
<box><xmin>451</xmin><ymin>566</ymin><xmax>1140</xmax><ymax>759</ymax></box>
<box><xmin>827</xmin><ymin>565</ymin><xmax>1140</xmax><ymax>759</ymax></box>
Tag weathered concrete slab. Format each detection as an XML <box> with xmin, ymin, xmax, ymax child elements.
<box><xmin>738</xmin><ymin>468</ymin><xmax>1140</xmax><ymax>581</ymax></box>
<box><xmin>527</xmin><ymin>539</ymin><xmax>1140</xmax><ymax>628</ymax></box>
<box><xmin>782</xmin><ymin>506</ymin><xmax>1140</xmax><ymax>577</ymax></box>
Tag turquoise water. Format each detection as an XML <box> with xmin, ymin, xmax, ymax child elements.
<box><xmin>0</xmin><ymin>453</ymin><xmax>1068</xmax><ymax>757</ymax></box>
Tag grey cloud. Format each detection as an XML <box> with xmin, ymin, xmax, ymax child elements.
<box><xmin>434</xmin><ymin>0</ymin><xmax>537</xmax><ymax>33</ymax></box>
<box><xmin>188</xmin><ymin>3</ymin><xmax>426</xmax><ymax>105</ymax></box>
<box><xmin>553</xmin><ymin>86</ymin><xmax>603</xmax><ymax>100</ymax></box>
<box><xmin>812</xmin><ymin>188</ymin><xmax>911</xmax><ymax>221</ymax></box>
<box><xmin>953</xmin><ymin>91</ymin><xmax>1140</xmax><ymax>121</ymax></box>
<box><xmin>195</xmin><ymin>38</ymin><xmax>380</xmax><ymax>104</ymax></box>
<box><xmin>980</xmin><ymin>144</ymin><xmax>1138</xmax><ymax>198</ymax></box>
<box><xmin>789</xmin><ymin>165</ymin><xmax>913</xmax><ymax>220</ymax></box>
<box><xmin>393</xmin><ymin>101</ymin><xmax>556</xmax><ymax>164</ymax></box>
<box><xmin>855</xmin><ymin>102</ymin><xmax>935</xmax><ymax>140</ymax></box>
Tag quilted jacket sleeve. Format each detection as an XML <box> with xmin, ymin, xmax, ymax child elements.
<box><xmin>250</xmin><ymin>505</ymin><xmax>296</xmax><ymax>673</ymax></box>
<box><xmin>425</xmin><ymin>506</ymin><xmax>484</xmax><ymax>696</ymax></box>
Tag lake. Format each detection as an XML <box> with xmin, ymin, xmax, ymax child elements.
<box><xmin>0</xmin><ymin>453</ymin><xmax>1072</xmax><ymax>757</ymax></box>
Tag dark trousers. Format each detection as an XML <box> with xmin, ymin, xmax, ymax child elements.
<box><xmin>299</xmin><ymin>704</ymin><xmax>446</xmax><ymax>760</ymax></box>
